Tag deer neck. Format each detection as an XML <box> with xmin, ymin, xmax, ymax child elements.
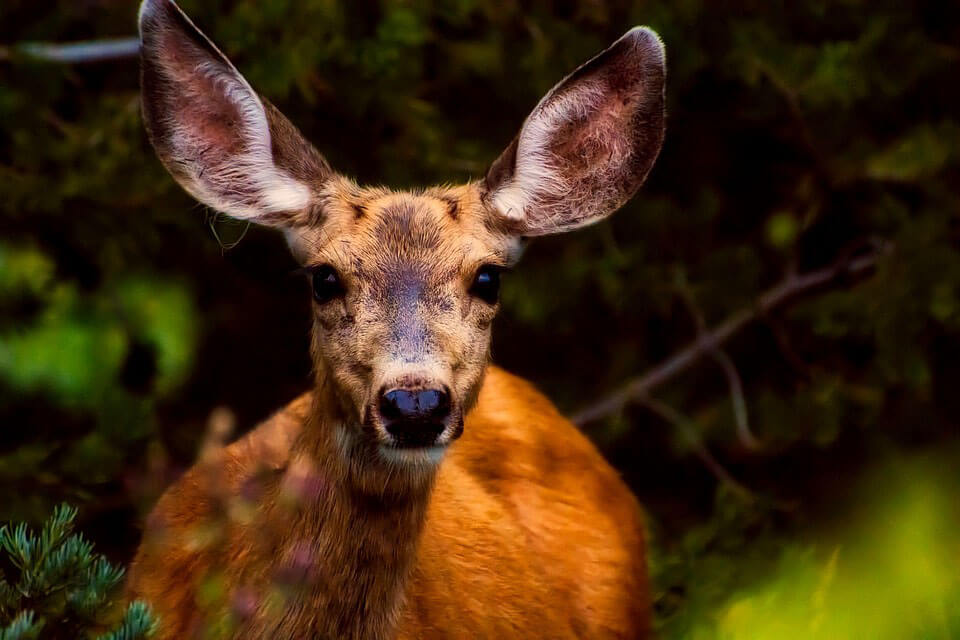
<box><xmin>265</xmin><ymin>377</ymin><xmax>437</xmax><ymax>639</ymax></box>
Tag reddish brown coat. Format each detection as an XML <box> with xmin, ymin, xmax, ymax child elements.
<box><xmin>127</xmin><ymin>367</ymin><xmax>650</xmax><ymax>638</ymax></box>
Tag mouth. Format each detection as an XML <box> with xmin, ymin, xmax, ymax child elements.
<box><xmin>377</xmin><ymin>443</ymin><xmax>448</xmax><ymax>466</ymax></box>
<box><xmin>363</xmin><ymin>395</ymin><xmax>464</xmax><ymax>466</ymax></box>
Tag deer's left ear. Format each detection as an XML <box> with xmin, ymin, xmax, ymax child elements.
<box><xmin>483</xmin><ymin>27</ymin><xmax>666</xmax><ymax>236</ymax></box>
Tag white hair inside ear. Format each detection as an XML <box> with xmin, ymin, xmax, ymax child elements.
<box><xmin>139</xmin><ymin>0</ymin><xmax>315</xmax><ymax>222</ymax></box>
<box><xmin>171</xmin><ymin>62</ymin><xmax>312</xmax><ymax>218</ymax></box>
<box><xmin>485</xmin><ymin>26</ymin><xmax>666</xmax><ymax>236</ymax></box>
<box><xmin>491</xmin><ymin>81</ymin><xmax>606</xmax><ymax>221</ymax></box>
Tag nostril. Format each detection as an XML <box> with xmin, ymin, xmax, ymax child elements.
<box><xmin>379</xmin><ymin>388</ymin><xmax>451</xmax><ymax>422</ymax></box>
<box><xmin>380</xmin><ymin>389</ymin><xmax>411</xmax><ymax>421</ymax></box>
<box><xmin>380</xmin><ymin>389</ymin><xmax>413</xmax><ymax>421</ymax></box>
<box><xmin>378</xmin><ymin>388</ymin><xmax>453</xmax><ymax>447</ymax></box>
<box><xmin>416</xmin><ymin>389</ymin><xmax>451</xmax><ymax>419</ymax></box>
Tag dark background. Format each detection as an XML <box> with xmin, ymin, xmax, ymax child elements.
<box><xmin>1</xmin><ymin>1</ymin><xmax>958</xmax><ymax>636</ymax></box>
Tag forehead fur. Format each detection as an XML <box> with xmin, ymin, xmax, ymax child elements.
<box><xmin>286</xmin><ymin>178</ymin><xmax>522</xmax><ymax>272</ymax></box>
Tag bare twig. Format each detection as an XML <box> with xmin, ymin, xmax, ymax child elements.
<box><xmin>675</xmin><ymin>272</ymin><xmax>760</xmax><ymax>450</ymax></box>
<box><xmin>639</xmin><ymin>396</ymin><xmax>754</xmax><ymax>502</ymax></box>
<box><xmin>761</xmin><ymin>311</ymin><xmax>813</xmax><ymax>380</ymax></box>
<box><xmin>752</xmin><ymin>58</ymin><xmax>830</xmax><ymax>182</ymax></box>
<box><xmin>0</xmin><ymin>38</ymin><xmax>139</xmax><ymax>64</ymax></box>
<box><xmin>709</xmin><ymin>348</ymin><xmax>759</xmax><ymax>450</ymax></box>
<box><xmin>572</xmin><ymin>247</ymin><xmax>886</xmax><ymax>426</ymax></box>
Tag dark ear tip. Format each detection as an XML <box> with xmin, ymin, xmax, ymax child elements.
<box><xmin>619</xmin><ymin>26</ymin><xmax>666</xmax><ymax>67</ymax></box>
<box><xmin>138</xmin><ymin>0</ymin><xmax>176</xmax><ymax>33</ymax></box>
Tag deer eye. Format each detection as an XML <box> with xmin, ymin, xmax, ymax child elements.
<box><xmin>311</xmin><ymin>265</ymin><xmax>344</xmax><ymax>304</ymax></box>
<box><xmin>469</xmin><ymin>265</ymin><xmax>502</xmax><ymax>305</ymax></box>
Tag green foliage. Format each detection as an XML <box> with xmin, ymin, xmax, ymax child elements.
<box><xmin>0</xmin><ymin>505</ymin><xmax>155</xmax><ymax>640</ymax></box>
<box><xmin>96</xmin><ymin>603</ymin><xmax>155</xmax><ymax>640</ymax></box>
<box><xmin>0</xmin><ymin>0</ymin><xmax>958</xmax><ymax>636</ymax></box>
<box><xmin>658</xmin><ymin>454</ymin><xmax>960</xmax><ymax>639</ymax></box>
<box><xmin>0</xmin><ymin>612</ymin><xmax>42</xmax><ymax>640</ymax></box>
<box><xmin>0</xmin><ymin>241</ymin><xmax>196</xmax><ymax>520</ymax></box>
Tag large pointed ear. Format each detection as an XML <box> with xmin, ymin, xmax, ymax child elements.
<box><xmin>483</xmin><ymin>27</ymin><xmax>666</xmax><ymax>236</ymax></box>
<box><xmin>138</xmin><ymin>0</ymin><xmax>330</xmax><ymax>226</ymax></box>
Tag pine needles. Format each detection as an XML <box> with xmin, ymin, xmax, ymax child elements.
<box><xmin>0</xmin><ymin>505</ymin><xmax>155</xmax><ymax>640</ymax></box>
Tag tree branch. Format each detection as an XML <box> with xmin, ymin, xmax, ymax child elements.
<box><xmin>638</xmin><ymin>396</ymin><xmax>755</xmax><ymax>502</ymax></box>
<box><xmin>709</xmin><ymin>348</ymin><xmax>758</xmax><ymax>450</ymax></box>
<box><xmin>675</xmin><ymin>270</ymin><xmax>760</xmax><ymax>450</ymax></box>
<box><xmin>0</xmin><ymin>38</ymin><xmax>139</xmax><ymax>64</ymax></box>
<box><xmin>572</xmin><ymin>247</ymin><xmax>886</xmax><ymax>426</ymax></box>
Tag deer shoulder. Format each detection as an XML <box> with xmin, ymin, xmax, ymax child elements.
<box><xmin>401</xmin><ymin>366</ymin><xmax>651</xmax><ymax>638</ymax></box>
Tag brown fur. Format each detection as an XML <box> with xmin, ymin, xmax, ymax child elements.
<box><xmin>132</xmin><ymin>2</ymin><xmax>665</xmax><ymax>637</ymax></box>
<box><xmin>127</xmin><ymin>368</ymin><xmax>650</xmax><ymax>639</ymax></box>
<box><xmin>127</xmin><ymin>187</ymin><xmax>651</xmax><ymax>638</ymax></box>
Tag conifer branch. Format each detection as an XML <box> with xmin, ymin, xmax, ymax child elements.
<box><xmin>0</xmin><ymin>505</ymin><xmax>156</xmax><ymax>639</ymax></box>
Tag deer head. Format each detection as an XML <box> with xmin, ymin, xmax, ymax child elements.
<box><xmin>139</xmin><ymin>0</ymin><xmax>665</xmax><ymax>468</ymax></box>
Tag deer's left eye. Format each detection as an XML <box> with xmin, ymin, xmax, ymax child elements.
<box><xmin>469</xmin><ymin>265</ymin><xmax>502</xmax><ymax>305</ymax></box>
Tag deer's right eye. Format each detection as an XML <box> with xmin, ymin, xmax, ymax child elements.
<box><xmin>311</xmin><ymin>265</ymin><xmax>345</xmax><ymax>304</ymax></box>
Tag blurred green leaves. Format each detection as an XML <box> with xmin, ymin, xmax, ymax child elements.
<box><xmin>765</xmin><ymin>212</ymin><xmax>799</xmax><ymax>249</ymax></box>
<box><xmin>0</xmin><ymin>243</ymin><xmax>195</xmax><ymax>404</ymax></box>
<box><xmin>866</xmin><ymin>122</ymin><xmax>960</xmax><ymax>182</ymax></box>
<box><xmin>0</xmin><ymin>241</ymin><xmax>195</xmax><ymax>509</ymax></box>
<box><xmin>690</xmin><ymin>456</ymin><xmax>960</xmax><ymax>640</ymax></box>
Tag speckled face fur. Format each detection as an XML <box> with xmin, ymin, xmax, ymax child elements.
<box><xmin>286</xmin><ymin>180</ymin><xmax>524</xmax><ymax>455</ymax></box>
<box><xmin>139</xmin><ymin>0</ymin><xmax>665</xmax><ymax>464</ymax></box>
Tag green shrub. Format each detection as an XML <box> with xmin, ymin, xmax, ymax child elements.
<box><xmin>0</xmin><ymin>505</ymin><xmax>154</xmax><ymax>640</ymax></box>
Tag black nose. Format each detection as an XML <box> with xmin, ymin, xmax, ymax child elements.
<box><xmin>378</xmin><ymin>388</ymin><xmax>451</xmax><ymax>447</ymax></box>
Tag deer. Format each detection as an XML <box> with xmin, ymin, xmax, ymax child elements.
<box><xmin>126</xmin><ymin>0</ymin><xmax>666</xmax><ymax>638</ymax></box>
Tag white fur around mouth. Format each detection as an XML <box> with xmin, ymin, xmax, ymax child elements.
<box><xmin>377</xmin><ymin>444</ymin><xmax>447</xmax><ymax>466</ymax></box>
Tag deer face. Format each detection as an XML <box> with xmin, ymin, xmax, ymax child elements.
<box><xmin>138</xmin><ymin>0</ymin><xmax>665</xmax><ymax>464</ymax></box>
<box><xmin>287</xmin><ymin>183</ymin><xmax>521</xmax><ymax>462</ymax></box>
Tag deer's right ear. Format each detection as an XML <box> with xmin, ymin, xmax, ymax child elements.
<box><xmin>139</xmin><ymin>0</ymin><xmax>330</xmax><ymax>227</ymax></box>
